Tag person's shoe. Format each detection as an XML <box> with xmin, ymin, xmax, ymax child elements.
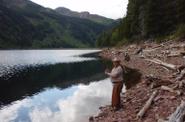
<box><xmin>111</xmin><ymin>106</ymin><xmax>120</xmax><ymax>112</ymax></box>
<box><xmin>114</xmin><ymin>107</ymin><xmax>120</xmax><ymax>111</ymax></box>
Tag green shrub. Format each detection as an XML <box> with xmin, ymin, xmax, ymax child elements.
<box><xmin>173</xmin><ymin>24</ymin><xmax>185</xmax><ymax>39</ymax></box>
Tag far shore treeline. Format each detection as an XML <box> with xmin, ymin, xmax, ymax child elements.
<box><xmin>96</xmin><ymin>0</ymin><xmax>185</xmax><ymax>47</ymax></box>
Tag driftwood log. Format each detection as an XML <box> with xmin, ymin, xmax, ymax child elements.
<box><xmin>177</xmin><ymin>80</ymin><xmax>185</xmax><ymax>89</ymax></box>
<box><xmin>137</xmin><ymin>90</ymin><xmax>158</xmax><ymax>118</ymax></box>
<box><xmin>145</xmin><ymin>58</ymin><xmax>177</xmax><ymax>70</ymax></box>
<box><xmin>167</xmin><ymin>51</ymin><xmax>185</xmax><ymax>57</ymax></box>
<box><xmin>161</xmin><ymin>86</ymin><xmax>181</xmax><ymax>95</ymax></box>
<box><xmin>176</xmin><ymin>69</ymin><xmax>185</xmax><ymax>81</ymax></box>
<box><xmin>167</xmin><ymin>54</ymin><xmax>182</xmax><ymax>57</ymax></box>
<box><xmin>168</xmin><ymin>101</ymin><xmax>185</xmax><ymax>122</ymax></box>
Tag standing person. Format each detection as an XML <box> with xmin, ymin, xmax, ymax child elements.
<box><xmin>105</xmin><ymin>57</ymin><xmax>124</xmax><ymax>111</ymax></box>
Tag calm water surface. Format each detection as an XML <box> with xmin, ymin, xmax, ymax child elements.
<box><xmin>0</xmin><ymin>50</ymin><xmax>118</xmax><ymax>122</ymax></box>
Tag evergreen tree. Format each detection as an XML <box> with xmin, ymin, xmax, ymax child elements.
<box><xmin>96</xmin><ymin>0</ymin><xmax>185</xmax><ymax>47</ymax></box>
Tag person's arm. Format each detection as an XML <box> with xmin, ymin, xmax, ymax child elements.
<box><xmin>106</xmin><ymin>72</ymin><xmax>117</xmax><ymax>78</ymax></box>
<box><xmin>105</xmin><ymin>67</ymin><xmax>122</xmax><ymax>78</ymax></box>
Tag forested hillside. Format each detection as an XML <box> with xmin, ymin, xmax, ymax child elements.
<box><xmin>0</xmin><ymin>0</ymin><xmax>111</xmax><ymax>48</ymax></box>
<box><xmin>97</xmin><ymin>0</ymin><xmax>185</xmax><ymax>47</ymax></box>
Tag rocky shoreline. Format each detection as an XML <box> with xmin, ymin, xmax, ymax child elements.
<box><xmin>90</xmin><ymin>40</ymin><xmax>185</xmax><ymax>122</ymax></box>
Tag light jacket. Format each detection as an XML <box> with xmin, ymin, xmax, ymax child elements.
<box><xmin>107</xmin><ymin>65</ymin><xmax>123</xmax><ymax>83</ymax></box>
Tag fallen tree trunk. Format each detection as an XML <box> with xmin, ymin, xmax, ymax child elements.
<box><xmin>177</xmin><ymin>80</ymin><xmax>185</xmax><ymax>88</ymax></box>
<box><xmin>167</xmin><ymin>54</ymin><xmax>182</xmax><ymax>57</ymax></box>
<box><xmin>168</xmin><ymin>101</ymin><xmax>185</xmax><ymax>122</ymax></box>
<box><xmin>176</xmin><ymin>69</ymin><xmax>185</xmax><ymax>81</ymax></box>
<box><xmin>145</xmin><ymin>58</ymin><xmax>177</xmax><ymax>70</ymax></box>
<box><xmin>158</xmin><ymin>119</ymin><xmax>168</xmax><ymax>122</ymax></box>
<box><xmin>160</xmin><ymin>40</ymin><xmax>174</xmax><ymax>46</ymax></box>
<box><xmin>168</xmin><ymin>52</ymin><xmax>185</xmax><ymax>57</ymax></box>
<box><xmin>161</xmin><ymin>86</ymin><xmax>181</xmax><ymax>95</ymax></box>
<box><xmin>143</xmin><ymin>47</ymin><xmax>161</xmax><ymax>53</ymax></box>
<box><xmin>137</xmin><ymin>90</ymin><xmax>158</xmax><ymax>118</ymax></box>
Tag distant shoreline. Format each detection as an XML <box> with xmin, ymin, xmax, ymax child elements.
<box><xmin>0</xmin><ymin>48</ymin><xmax>102</xmax><ymax>51</ymax></box>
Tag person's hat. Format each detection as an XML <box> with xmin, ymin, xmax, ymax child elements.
<box><xmin>112</xmin><ymin>57</ymin><xmax>120</xmax><ymax>62</ymax></box>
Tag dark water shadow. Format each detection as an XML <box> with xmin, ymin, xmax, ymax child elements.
<box><xmin>79</xmin><ymin>51</ymin><xmax>101</xmax><ymax>58</ymax></box>
<box><xmin>0</xmin><ymin>60</ymin><xmax>107</xmax><ymax>106</ymax></box>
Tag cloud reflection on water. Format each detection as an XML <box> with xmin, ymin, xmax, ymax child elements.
<box><xmin>0</xmin><ymin>99</ymin><xmax>30</xmax><ymax>122</ymax></box>
<box><xmin>57</xmin><ymin>79</ymin><xmax>112</xmax><ymax>122</ymax></box>
<box><xmin>0</xmin><ymin>78</ymin><xmax>112</xmax><ymax>122</ymax></box>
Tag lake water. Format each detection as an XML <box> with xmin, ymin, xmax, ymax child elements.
<box><xmin>0</xmin><ymin>50</ymin><xmax>117</xmax><ymax>122</ymax></box>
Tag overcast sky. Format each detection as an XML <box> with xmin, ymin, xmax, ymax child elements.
<box><xmin>30</xmin><ymin>0</ymin><xmax>128</xmax><ymax>19</ymax></box>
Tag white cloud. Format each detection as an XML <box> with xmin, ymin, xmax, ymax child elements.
<box><xmin>30</xmin><ymin>0</ymin><xmax>128</xmax><ymax>19</ymax></box>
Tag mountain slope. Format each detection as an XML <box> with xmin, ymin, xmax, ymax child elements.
<box><xmin>0</xmin><ymin>0</ymin><xmax>107</xmax><ymax>48</ymax></box>
<box><xmin>55</xmin><ymin>7</ymin><xmax>114</xmax><ymax>25</ymax></box>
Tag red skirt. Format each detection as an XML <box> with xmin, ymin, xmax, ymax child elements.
<box><xmin>112</xmin><ymin>82</ymin><xmax>123</xmax><ymax>108</ymax></box>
